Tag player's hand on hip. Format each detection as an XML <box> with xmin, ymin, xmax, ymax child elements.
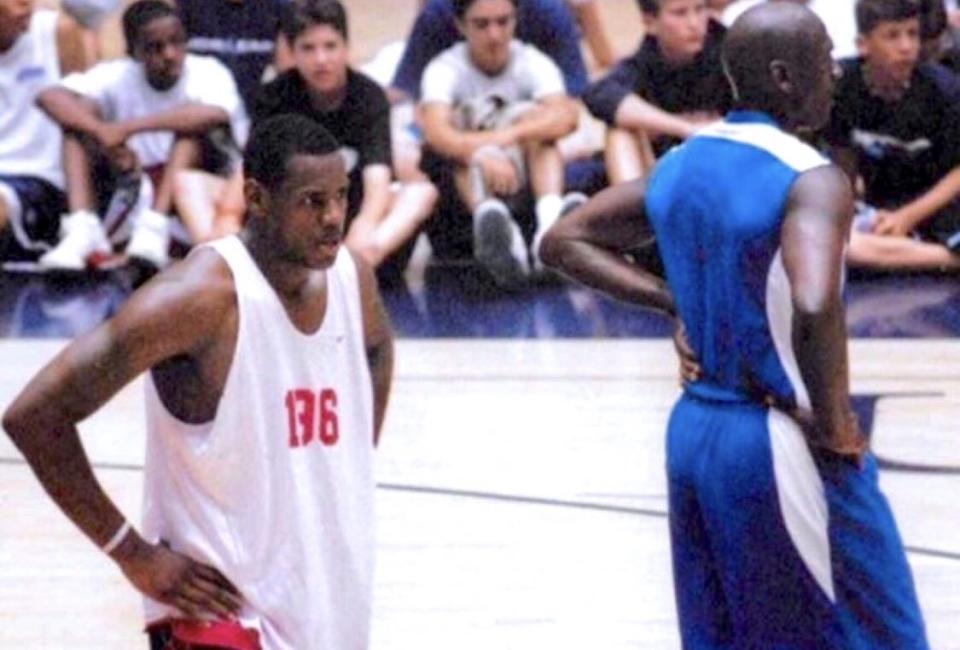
<box><xmin>114</xmin><ymin>537</ymin><xmax>244</xmax><ymax>620</ymax></box>
<box><xmin>790</xmin><ymin>408</ymin><xmax>868</xmax><ymax>469</ymax></box>
<box><xmin>671</xmin><ymin>319</ymin><xmax>701</xmax><ymax>385</ymax></box>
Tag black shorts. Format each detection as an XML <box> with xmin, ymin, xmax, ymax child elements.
<box><xmin>0</xmin><ymin>175</ymin><xmax>66</xmax><ymax>261</ymax></box>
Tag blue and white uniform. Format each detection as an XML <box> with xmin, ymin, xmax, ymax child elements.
<box><xmin>646</xmin><ymin>111</ymin><xmax>927</xmax><ymax>648</ymax></box>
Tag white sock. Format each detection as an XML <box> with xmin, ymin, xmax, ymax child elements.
<box><xmin>535</xmin><ymin>194</ymin><xmax>563</xmax><ymax>237</ymax></box>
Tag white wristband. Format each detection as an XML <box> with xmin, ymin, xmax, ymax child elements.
<box><xmin>101</xmin><ymin>521</ymin><xmax>132</xmax><ymax>555</ymax></box>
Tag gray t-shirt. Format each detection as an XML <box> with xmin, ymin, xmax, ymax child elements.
<box><xmin>420</xmin><ymin>40</ymin><xmax>566</xmax><ymax>110</ymax></box>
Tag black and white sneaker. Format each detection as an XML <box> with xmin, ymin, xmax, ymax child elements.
<box><xmin>473</xmin><ymin>198</ymin><xmax>529</xmax><ymax>288</ymax></box>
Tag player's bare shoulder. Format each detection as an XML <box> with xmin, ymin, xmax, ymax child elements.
<box><xmin>110</xmin><ymin>246</ymin><xmax>239</xmax><ymax>365</ymax></box>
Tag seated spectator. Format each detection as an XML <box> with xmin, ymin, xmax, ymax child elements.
<box><xmin>170</xmin><ymin>0</ymin><xmax>293</xmax><ymax>246</ymax></box>
<box><xmin>825</xmin><ymin>0</ymin><xmax>960</xmax><ymax>271</ymax></box>
<box><xmin>419</xmin><ymin>0</ymin><xmax>583</xmax><ymax>288</ymax></box>
<box><xmin>391</xmin><ymin>0</ymin><xmax>589</xmax><ymax>102</ymax></box>
<box><xmin>565</xmin><ymin>0</ymin><xmax>618</xmax><ymax>69</ymax></box>
<box><xmin>36</xmin><ymin>0</ymin><xmax>248</xmax><ymax>272</ymax></box>
<box><xmin>0</xmin><ymin>0</ymin><xmax>86</xmax><ymax>265</ymax></box>
<box><xmin>175</xmin><ymin>0</ymin><xmax>292</xmax><ymax>112</ymax></box>
<box><xmin>254</xmin><ymin>0</ymin><xmax>437</xmax><ymax>277</ymax></box>
<box><xmin>583</xmin><ymin>0</ymin><xmax>730</xmax><ymax>184</ymax></box>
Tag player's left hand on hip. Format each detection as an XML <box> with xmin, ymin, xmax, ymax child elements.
<box><xmin>671</xmin><ymin>319</ymin><xmax>701</xmax><ymax>385</ymax></box>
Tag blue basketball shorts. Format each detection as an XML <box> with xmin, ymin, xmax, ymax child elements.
<box><xmin>665</xmin><ymin>392</ymin><xmax>928</xmax><ymax>648</ymax></box>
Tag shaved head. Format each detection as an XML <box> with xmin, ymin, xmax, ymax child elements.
<box><xmin>722</xmin><ymin>1</ymin><xmax>836</xmax><ymax>130</ymax></box>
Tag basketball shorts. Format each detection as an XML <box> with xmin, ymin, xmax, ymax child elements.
<box><xmin>0</xmin><ymin>175</ymin><xmax>66</xmax><ymax>261</ymax></box>
<box><xmin>147</xmin><ymin>619</ymin><xmax>261</xmax><ymax>650</ymax></box>
<box><xmin>665</xmin><ymin>391</ymin><xmax>928</xmax><ymax>648</ymax></box>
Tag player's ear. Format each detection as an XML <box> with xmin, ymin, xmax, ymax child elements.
<box><xmin>769</xmin><ymin>58</ymin><xmax>795</xmax><ymax>96</ymax></box>
<box><xmin>244</xmin><ymin>178</ymin><xmax>270</xmax><ymax>221</ymax></box>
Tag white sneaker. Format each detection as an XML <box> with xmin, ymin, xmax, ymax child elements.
<box><xmin>125</xmin><ymin>208</ymin><xmax>170</xmax><ymax>269</ymax></box>
<box><xmin>473</xmin><ymin>198</ymin><xmax>529</xmax><ymax>288</ymax></box>
<box><xmin>559</xmin><ymin>191</ymin><xmax>588</xmax><ymax>217</ymax></box>
<box><xmin>37</xmin><ymin>210</ymin><xmax>111</xmax><ymax>271</ymax></box>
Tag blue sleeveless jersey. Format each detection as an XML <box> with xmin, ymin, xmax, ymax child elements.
<box><xmin>646</xmin><ymin>111</ymin><xmax>830</xmax><ymax>409</ymax></box>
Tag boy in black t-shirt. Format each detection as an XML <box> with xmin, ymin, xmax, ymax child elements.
<box><xmin>254</xmin><ymin>0</ymin><xmax>437</xmax><ymax>276</ymax></box>
<box><xmin>824</xmin><ymin>0</ymin><xmax>960</xmax><ymax>270</ymax></box>
<box><xmin>582</xmin><ymin>0</ymin><xmax>731</xmax><ymax>184</ymax></box>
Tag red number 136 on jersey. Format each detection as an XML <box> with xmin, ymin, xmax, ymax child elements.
<box><xmin>284</xmin><ymin>388</ymin><xmax>339</xmax><ymax>448</ymax></box>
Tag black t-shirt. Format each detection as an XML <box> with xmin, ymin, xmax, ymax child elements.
<box><xmin>824</xmin><ymin>58</ymin><xmax>960</xmax><ymax>208</ymax></box>
<box><xmin>582</xmin><ymin>19</ymin><xmax>731</xmax><ymax>155</ymax></box>
<box><xmin>252</xmin><ymin>68</ymin><xmax>392</xmax><ymax>217</ymax></box>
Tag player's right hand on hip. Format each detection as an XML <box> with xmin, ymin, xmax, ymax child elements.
<box><xmin>114</xmin><ymin>536</ymin><xmax>244</xmax><ymax>620</ymax></box>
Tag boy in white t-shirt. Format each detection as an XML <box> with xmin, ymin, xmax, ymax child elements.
<box><xmin>36</xmin><ymin>0</ymin><xmax>248</xmax><ymax>274</ymax></box>
<box><xmin>419</xmin><ymin>0</ymin><xmax>584</xmax><ymax>288</ymax></box>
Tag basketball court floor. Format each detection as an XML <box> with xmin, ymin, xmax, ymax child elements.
<box><xmin>1</xmin><ymin>262</ymin><xmax>958</xmax><ymax>649</ymax></box>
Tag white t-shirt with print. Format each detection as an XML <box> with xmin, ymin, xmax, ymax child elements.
<box><xmin>60</xmin><ymin>53</ymin><xmax>249</xmax><ymax>168</ymax></box>
<box><xmin>421</xmin><ymin>40</ymin><xmax>566</xmax><ymax>108</ymax></box>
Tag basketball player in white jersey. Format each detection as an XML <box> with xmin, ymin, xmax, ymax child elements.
<box><xmin>4</xmin><ymin>114</ymin><xmax>394</xmax><ymax>649</ymax></box>
<box><xmin>0</xmin><ymin>0</ymin><xmax>87</xmax><ymax>263</ymax></box>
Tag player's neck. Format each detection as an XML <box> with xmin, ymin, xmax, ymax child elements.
<box><xmin>242</xmin><ymin>230</ymin><xmax>315</xmax><ymax>300</ymax></box>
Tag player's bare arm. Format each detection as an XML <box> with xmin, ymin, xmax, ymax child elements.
<box><xmin>2</xmin><ymin>249</ymin><xmax>243</xmax><ymax>619</ymax></box>
<box><xmin>541</xmin><ymin>180</ymin><xmax>673</xmax><ymax>314</ymax></box>
<box><xmin>781</xmin><ymin>164</ymin><xmax>866</xmax><ymax>462</ymax></box>
<box><xmin>541</xmin><ymin>181</ymin><xmax>700</xmax><ymax>381</ymax></box>
<box><xmin>353</xmin><ymin>252</ymin><xmax>394</xmax><ymax>446</ymax></box>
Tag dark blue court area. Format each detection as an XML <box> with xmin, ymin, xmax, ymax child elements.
<box><xmin>1</xmin><ymin>261</ymin><xmax>957</xmax><ymax>340</ymax></box>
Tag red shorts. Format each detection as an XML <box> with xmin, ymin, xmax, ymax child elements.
<box><xmin>147</xmin><ymin>619</ymin><xmax>261</xmax><ymax>650</ymax></box>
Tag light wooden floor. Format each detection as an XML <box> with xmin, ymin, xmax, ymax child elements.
<box><xmin>1</xmin><ymin>338</ymin><xmax>958</xmax><ymax>648</ymax></box>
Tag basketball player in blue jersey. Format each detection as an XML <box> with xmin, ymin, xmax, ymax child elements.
<box><xmin>542</xmin><ymin>2</ymin><xmax>928</xmax><ymax>647</ymax></box>
<box><xmin>4</xmin><ymin>114</ymin><xmax>394</xmax><ymax>648</ymax></box>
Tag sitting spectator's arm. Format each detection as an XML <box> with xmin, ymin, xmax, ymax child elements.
<box><xmin>114</xmin><ymin>103</ymin><xmax>229</xmax><ymax>139</ymax></box>
<box><xmin>419</xmin><ymin>102</ymin><xmax>514</xmax><ymax>164</ymax></box>
<box><xmin>612</xmin><ymin>94</ymin><xmax>703</xmax><ymax>140</ymax></box>
<box><xmin>522</xmin><ymin>0</ymin><xmax>589</xmax><ymax>96</ymax></box>
<box><xmin>584</xmin><ymin>55</ymin><xmax>698</xmax><ymax>139</ymax></box>
<box><xmin>507</xmin><ymin>94</ymin><xmax>579</xmax><ymax>144</ymax></box>
<box><xmin>568</xmin><ymin>0</ymin><xmax>616</xmax><ymax>69</ymax></box>
<box><xmin>36</xmin><ymin>86</ymin><xmax>110</xmax><ymax>141</ymax></box>
<box><xmin>874</xmin><ymin>165</ymin><xmax>960</xmax><ymax>236</ymax></box>
<box><xmin>56</xmin><ymin>12</ymin><xmax>90</xmax><ymax>74</ymax></box>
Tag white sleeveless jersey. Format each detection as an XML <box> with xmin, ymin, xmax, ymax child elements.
<box><xmin>0</xmin><ymin>10</ymin><xmax>65</xmax><ymax>188</ymax></box>
<box><xmin>141</xmin><ymin>236</ymin><xmax>376</xmax><ymax>649</ymax></box>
